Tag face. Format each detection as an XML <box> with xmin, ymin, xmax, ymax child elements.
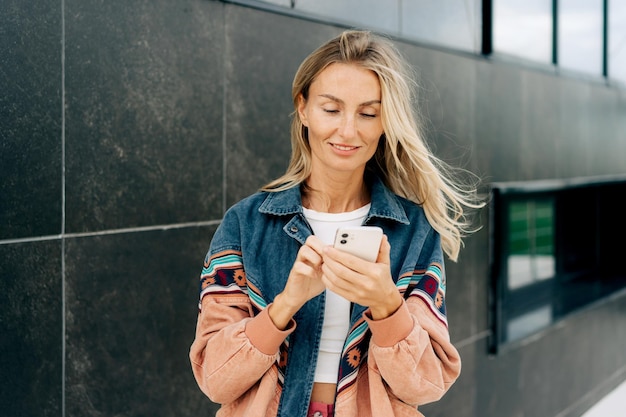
<box><xmin>297</xmin><ymin>63</ymin><xmax>384</xmax><ymax>178</ymax></box>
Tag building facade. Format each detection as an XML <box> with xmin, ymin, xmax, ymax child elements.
<box><xmin>1</xmin><ymin>1</ymin><xmax>625</xmax><ymax>416</ymax></box>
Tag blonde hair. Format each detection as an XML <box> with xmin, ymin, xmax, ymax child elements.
<box><xmin>262</xmin><ymin>30</ymin><xmax>484</xmax><ymax>261</ymax></box>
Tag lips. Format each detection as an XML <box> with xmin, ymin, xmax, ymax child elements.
<box><xmin>331</xmin><ymin>143</ymin><xmax>358</xmax><ymax>151</ymax></box>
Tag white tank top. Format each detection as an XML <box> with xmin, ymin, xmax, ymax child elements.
<box><xmin>302</xmin><ymin>204</ymin><xmax>370</xmax><ymax>383</ymax></box>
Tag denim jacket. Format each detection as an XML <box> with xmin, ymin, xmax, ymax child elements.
<box><xmin>190</xmin><ymin>175</ymin><xmax>461</xmax><ymax>417</ymax></box>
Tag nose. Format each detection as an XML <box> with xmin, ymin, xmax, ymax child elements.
<box><xmin>339</xmin><ymin>114</ymin><xmax>357</xmax><ymax>139</ymax></box>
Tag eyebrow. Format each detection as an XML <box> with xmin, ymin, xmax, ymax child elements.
<box><xmin>318</xmin><ymin>94</ymin><xmax>381</xmax><ymax>107</ymax></box>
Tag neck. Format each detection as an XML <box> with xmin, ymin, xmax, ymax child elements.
<box><xmin>303</xmin><ymin>171</ymin><xmax>370</xmax><ymax>213</ymax></box>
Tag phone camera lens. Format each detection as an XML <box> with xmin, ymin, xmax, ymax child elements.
<box><xmin>340</xmin><ymin>239</ymin><xmax>347</xmax><ymax>244</ymax></box>
<box><xmin>341</xmin><ymin>233</ymin><xmax>348</xmax><ymax>238</ymax></box>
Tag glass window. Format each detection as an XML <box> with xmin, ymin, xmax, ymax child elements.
<box><xmin>507</xmin><ymin>200</ymin><xmax>555</xmax><ymax>290</ymax></box>
<box><xmin>507</xmin><ymin>304</ymin><xmax>552</xmax><ymax>342</ymax></box>
<box><xmin>401</xmin><ymin>0</ymin><xmax>481</xmax><ymax>53</ymax></box>
<box><xmin>295</xmin><ymin>0</ymin><xmax>399</xmax><ymax>34</ymax></box>
<box><xmin>609</xmin><ymin>0</ymin><xmax>626</xmax><ymax>85</ymax></box>
<box><xmin>493</xmin><ymin>0</ymin><xmax>553</xmax><ymax>63</ymax></box>
<box><xmin>558</xmin><ymin>0</ymin><xmax>603</xmax><ymax>76</ymax></box>
<box><xmin>489</xmin><ymin>178</ymin><xmax>626</xmax><ymax>353</ymax></box>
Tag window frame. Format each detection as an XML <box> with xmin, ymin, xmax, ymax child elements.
<box><xmin>489</xmin><ymin>175</ymin><xmax>626</xmax><ymax>354</ymax></box>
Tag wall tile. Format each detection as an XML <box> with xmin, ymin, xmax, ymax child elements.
<box><xmin>520</xmin><ymin>70</ymin><xmax>560</xmax><ymax>180</ymax></box>
<box><xmin>475</xmin><ymin>61</ymin><xmax>525</xmax><ymax>181</ymax></box>
<box><xmin>0</xmin><ymin>0</ymin><xmax>62</xmax><ymax>239</ymax></box>
<box><xmin>64</xmin><ymin>0</ymin><xmax>224</xmax><ymax>233</ymax></box>
<box><xmin>416</xmin><ymin>48</ymin><xmax>479</xmax><ymax>166</ymax></box>
<box><xmin>588</xmin><ymin>87</ymin><xmax>626</xmax><ymax>175</ymax></box>
<box><xmin>0</xmin><ymin>240</ymin><xmax>63</xmax><ymax>416</ymax></box>
<box><xmin>64</xmin><ymin>226</ymin><xmax>218</xmax><ymax>416</ymax></box>
<box><xmin>556</xmin><ymin>78</ymin><xmax>595</xmax><ymax>178</ymax></box>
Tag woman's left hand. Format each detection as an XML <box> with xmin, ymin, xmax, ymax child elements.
<box><xmin>321</xmin><ymin>235</ymin><xmax>403</xmax><ymax>320</ymax></box>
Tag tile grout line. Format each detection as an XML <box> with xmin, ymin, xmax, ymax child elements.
<box><xmin>0</xmin><ymin>220</ymin><xmax>223</xmax><ymax>246</ymax></box>
<box><xmin>60</xmin><ymin>0</ymin><xmax>66</xmax><ymax>415</ymax></box>
<box><xmin>222</xmin><ymin>4</ymin><xmax>228</xmax><ymax>216</ymax></box>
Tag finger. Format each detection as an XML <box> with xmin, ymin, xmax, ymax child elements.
<box><xmin>298</xmin><ymin>243</ymin><xmax>323</xmax><ymax>268</ymax></box>
<box><xmin>291</xmin><ymin>260</ymin><xmax>319</xmax><ymax>278</ymax></box>
<box><xmin>324</xmin><ymin>245</ymin><xmax>370</xmax><ymax>274</ymax></box>
<box><xmin>321</xmin><ymin>257</ymin><xmax>361</xmax><ymax>291</ymax></box>
<box><xmin>304</xmin><ymin>235</ymin><xmax>327</xmax><ymax>256</ymax></box>
<box><xmin>320</xmin><ymin>266</ymin><xmax>358</xmax><ymax>303</ymax></box>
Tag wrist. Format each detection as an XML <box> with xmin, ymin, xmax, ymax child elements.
<box><xmin>369</xmin><ymin>292</ymin><xmax>403</xmax><ymax>320</ymax></box>
<box><xmin>268</xmin><ymin>293</ymin><xmax>300</xmax><ymax>330</ymax></box>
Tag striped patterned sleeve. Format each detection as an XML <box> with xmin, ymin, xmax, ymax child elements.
<box><xmin>198</xmin><ymin>249</ymin><xmax>248</xmax><ymax>311</ymax></box>
<box><xmin>396</xmin><ymin>262</ymin><xmax>448</xmax><ymax>327</ymax></box>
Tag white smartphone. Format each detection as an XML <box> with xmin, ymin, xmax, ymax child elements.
<box><xmin>333</xmin><ymin>226</ymin><xmax>383</xmax><ymax>262</ymax></box>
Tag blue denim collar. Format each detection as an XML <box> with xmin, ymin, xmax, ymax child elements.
<box><xmin>258</xmin><ymin>174</ymin><xmax>410</xmax><ymax>225</ymax></box>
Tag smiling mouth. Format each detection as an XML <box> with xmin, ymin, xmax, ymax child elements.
<box><xmin>331</xmin><ymin>143</ymin><xmax>358</xmax><ymax>151</ymax></box>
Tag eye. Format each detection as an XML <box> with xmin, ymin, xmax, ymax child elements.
<box><xmin>323</xmin><ymin>108</ymin><xmax>339</xmax><ymax>114</ymax></box>
<box><xmin>359</xmin><ymin>105</ymin><xmax>379</xmax><ymax>118</ymax></box>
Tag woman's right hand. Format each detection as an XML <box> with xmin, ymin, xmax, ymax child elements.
<box><xmin>268</xmin><ymin>235</ymin><xmax>327</xmax><ymax>329</ymax></box>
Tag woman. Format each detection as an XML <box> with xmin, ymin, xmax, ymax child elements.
<box><xmin>190</xmin><ymin>30</ymin><xmax>483</xmax><ymax>417</ymax></box>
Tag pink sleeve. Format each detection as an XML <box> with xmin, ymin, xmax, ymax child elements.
<box><xmin>189</xmin><ymin>297</ymin><xmax>295</xmax><ymax>404</ymax></box>
<box><xmin>246</xmin><ymin>305</ymin><xmax>296</xmax><ymax>354</ymax></box>
<box><xmin>364</xmin><ymin>298</ymin><xmax>462</xmax><ymax>406</ymax></box>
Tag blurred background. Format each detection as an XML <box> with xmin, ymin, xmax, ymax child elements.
<box><xmin>1</xmin><ymin>0</ymin><xmax>625</xmax><ymax>416</ymax></box>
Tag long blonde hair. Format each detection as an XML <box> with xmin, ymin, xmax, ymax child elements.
<box><xmin>262</xmin><ymin>30</ymin><xmax>484</xmax><ymax>261</ymax></box>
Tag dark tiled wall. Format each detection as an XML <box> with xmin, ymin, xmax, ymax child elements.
<box><xmin>2</xmin><ymin>1</ymin><xmax>626</xmax><ymax>417</ymax></box>
<box><xmin>2</xmin><ymin>0</ymin><xmax>226</xmax><ymax>415</ymax></box>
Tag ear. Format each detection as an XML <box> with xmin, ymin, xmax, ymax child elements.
<box><xmin>297</xmin><ymin>94</ymin><xmax>309</xmax><ymax>127</ymax></box>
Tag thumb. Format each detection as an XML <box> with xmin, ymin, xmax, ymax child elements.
<box><xmin>376</xmin><ymin>234</ymin><xmax>391</xmax><ymax>264</ymax></box>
